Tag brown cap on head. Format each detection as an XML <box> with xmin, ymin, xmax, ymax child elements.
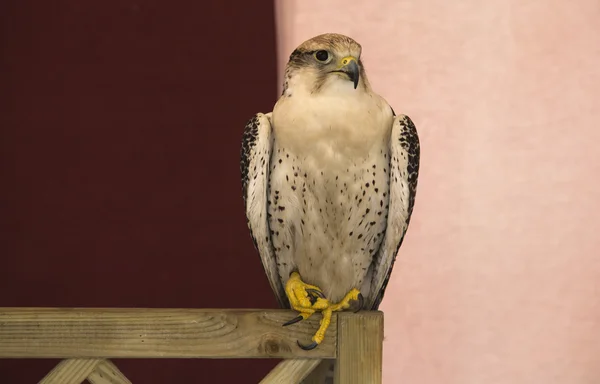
<box><xmin>294</xmin><ymin>33</ymin><xmax>362</xmax><ymax>55</ymax></box>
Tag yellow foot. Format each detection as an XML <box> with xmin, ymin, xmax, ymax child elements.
<box><xmin>297</xmin><ymin>307</ymin><xmax>333</xmax><ymax>350</ymax></box>
<box><xmin>283</xmin><ymin>272</ymin><xmax>364</xmax><ymax>351</ymax></box>
<box><xmin>330</xmin><ymin>288</ymin><xmax>363</xmax><ymax>312</ymax></box>
<box><xmin>283</xmin><ymin>272</ymin><xmax>328</xmax><ymax>324</ymax></box>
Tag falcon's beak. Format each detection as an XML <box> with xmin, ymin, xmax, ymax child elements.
<box><xmin>337</xmin><ymin>56</ymin><xmax>360</xmax><ymax>89</ymax></box>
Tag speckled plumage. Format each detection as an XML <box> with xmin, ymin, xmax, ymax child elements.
<box><xmin>240</xmin><ymin>33</ymin><xmax>420</xmax><ymax>311</ymax></box>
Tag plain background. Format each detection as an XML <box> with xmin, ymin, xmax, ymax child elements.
<box><xmin>276</xmin><ymin>0</ymin><xmax>600</xmax><ymax>383</ymax></box>
<box><xmin>1</xmin><ymin>1</ymin><xmax>281</xmax><ymax>382</ymax></box>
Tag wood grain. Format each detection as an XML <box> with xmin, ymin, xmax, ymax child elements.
<box><xmin>87</xmin><ymin>360</ymin><xmax>132</xmax><ymax>384</ymax></box>
<box><xmin>38</xmin><ymin>358</ymin><xmax>101</xmax><ymax>384</ymax></box>
<box><xmin>334</xmin><ymin>311</ymin><xmax>383</xmax><ymax>384</ymax></box>
<box><xmin>302</xmin><ymin>359</ymin><xmax>334</xmax><ymax>384</ymax></box>
<box><xmin>0</xmin><ymin>308</ymin><xmax>335</xmax><ymax>359</ymax></box>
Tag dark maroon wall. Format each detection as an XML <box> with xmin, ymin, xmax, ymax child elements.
<box><xmin>0</xmin><ymin>1</ymin><xmax>281</xmax><ymax>382</ymax></box>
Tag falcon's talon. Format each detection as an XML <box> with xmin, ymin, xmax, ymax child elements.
<box><xmin>353</xmin><ymin>293</ymin><xmax>364</xmax><ymax>313</ymax></box>
<box><xmin>306</xmin><ymin>288</ymin><xmax>326</xmax><ymax>299</ymax></box>
<box><xmin>306</xmin><ymin>288</ymin><xmax>325</xmax><ymax>298</ymax></box>
<box><xmin>297</xmin><ymin>340</ymin><xmax>319</xmax><ymax>350</ymax></box>
<box><xmin>283</xmin><ymin>314</ymin><xmax>306</xmax><ymax>327</ymax></box>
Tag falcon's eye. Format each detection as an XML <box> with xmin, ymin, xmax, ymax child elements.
<box><xmin>314</xmin><ymin>50</ymin><xmax>331</xmax><ymax>63</ymax></box>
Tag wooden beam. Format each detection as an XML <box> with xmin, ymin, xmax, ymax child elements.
<box><xmin>0</xmin><ymin>308</ymin><xmax>335</xmax><ymax>359</ymax></box>
<box><xmin>302</xmin><ymin>359</ymin><xmax>334</xmax><ymax>384</ymax></box>
<box><xmin>260</xmin><ymin>359</ymin><xmax>322</xmax><ymax>384</ymax></box>
<box><xmin>38</xmin><ymin>358</ymin><xmax>101</xmax><ymax>384</ymax></box>
<box><xmin>87</xmin><ymin>360</ymin><xmax>132</xmax><ymax>384</ymax></box>
<box><xmin>334</xmin><ymin>312</ymin><xmax>383</xmax><ymax>384</ymax></box>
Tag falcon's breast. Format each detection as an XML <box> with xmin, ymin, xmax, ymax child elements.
<box><xmin>267</xmin><ymin>91</ymin><xmax>394</xmax><ymax>302</ymax></box>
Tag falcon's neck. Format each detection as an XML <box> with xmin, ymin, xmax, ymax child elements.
<box><xmin>281</xmin><ymin>67</ymin><xmax>371</xmax><ymax>98</ymax></box>
<box><xmin>272</xmin><ymin>71</ymin><xmax>393</xmax><ymax>162</ymax></box>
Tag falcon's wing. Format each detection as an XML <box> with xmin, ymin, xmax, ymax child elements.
<box><xmin>368</xmin><ymin>113</ymin><xmax>420</xmax><ymax>309</ymax></box>
<box><xmin>240</xmin><ymin>113</ymin><xmax>288</xmax><ymax>308</ymax></box>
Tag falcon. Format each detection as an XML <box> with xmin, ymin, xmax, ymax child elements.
<box><xmin>240</xmin><ymin>33</ymin><xmax>420</xmax><ymax>350</ymax></box>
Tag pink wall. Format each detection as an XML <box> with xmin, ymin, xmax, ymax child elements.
<box><xmin>275</xmin><ymin>1</ymin><xmax>600</xmax><ymax>382</ymax></box>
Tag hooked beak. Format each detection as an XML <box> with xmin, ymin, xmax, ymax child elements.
<box><xmin>335</xmin><ymin>56</ymin><xmax>360</xmax><ymax>89</ymax></box>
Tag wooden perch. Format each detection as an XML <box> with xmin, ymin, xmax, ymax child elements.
<box><xmin>0</xmin><ymin>308</ymin><xmax>383</xmax><ymax>383</ymax></box>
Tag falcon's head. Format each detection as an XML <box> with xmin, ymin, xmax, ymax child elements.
<box><xmin>283</xmin><ymin>33</ymin><xmax>368</xmax><ymax>95</ymax></box>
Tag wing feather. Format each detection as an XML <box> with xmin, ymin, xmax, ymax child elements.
<box><xmin>368</xmin><ymin>113</ymin><xmax>420</xmax><ymax>309</ymax></box>
<box><xmin>241</xmin><ymin>113</ymin><xmax>288</xmax><ymax>308</ymax></box>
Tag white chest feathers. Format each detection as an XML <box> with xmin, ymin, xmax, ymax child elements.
<box><xmin>272</xmin><ymin>78</ymin><xmax>393</xmax><ymax>166</ymax></box>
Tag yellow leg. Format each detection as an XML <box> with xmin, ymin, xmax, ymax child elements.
<box><xmin>311</xmin><ymin>307</ymin><xmax>333</xmax><ymax>345</ymax></box>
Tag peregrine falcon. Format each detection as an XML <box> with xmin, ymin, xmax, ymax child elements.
<box><xmin>241</xmin><ymin>33</ymin><xmax>420</xmax><ymax>350</ymax></box>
